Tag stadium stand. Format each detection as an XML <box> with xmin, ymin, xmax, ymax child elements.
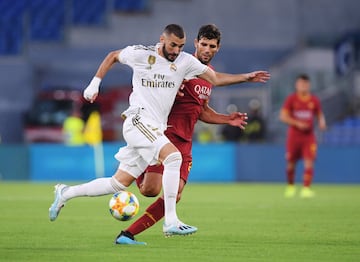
<box><xmin>113</xmin><ymin>0</ymin><xmax>149</xmax><ymax>12</ymax></box>
<box><xmin>0</xmin><ymin>0</ymin><xmax>359</xmax><ymax>144</ymax></box>
<box><xmin>0</xmin><ymin>0</ymin><xmax>26</xmax><ymax>54</ymax></box>
<box><xmin>0</xmin><ymin>0</ymin><xmax>149</xmax><ymax>55</ymax></box>
<box><xmin>72</xmin><ymin>0</ymin><xmax>107</xmax><ymax>26</ymax></box>
<box><xmin>29</xmin><ymin>0</ymin><xmax>65</xmax><ymax>41</ymax></box>
<box><xmin>322</xmin><ymin>117</ymin><xmax>360</xmax><ymax>145</ymax></box>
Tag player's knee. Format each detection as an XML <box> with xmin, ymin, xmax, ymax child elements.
<box><xmin>304</xmin><ymin>159</ymin><xmax>314</xmax><ymax>169</ymax></box>
<box><xmin>140</xmin><ymin>184</ymin><xmax>161</xmax><ymax>197</ymax></box>
<box><xmin>163</xmin><ymin>152</ymin><xmax>182</xmax><ymax>170</ymax></box>
<box><xmin>286</xmin><ymin>161</ymin><xmax>296</xmax><ymax>170</ymax></box>
<box><xmin>141</xmin><ymin>190</ymin><xmax>159</xmax><ymax>197</ymax></box>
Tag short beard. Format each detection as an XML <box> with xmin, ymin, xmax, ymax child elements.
<box><xmin>196</xmin><ymin>51</ymin><xmax>211</xmax><ymax>65</ymax></box>
<box><xmin>198</xmin><ymin>57</ymin><xmax>209</xmax><ymax>65</ymax></box>
<box><xmin>162</xmin><ymin>45</ymin><xmax>176</xmax><ymax>62</ymax></box>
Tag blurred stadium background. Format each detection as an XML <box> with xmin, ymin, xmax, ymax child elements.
<box><xmin>0</xmin><ymin>0</ymin><xmax>359</xmax><ymax>183</ymax></box>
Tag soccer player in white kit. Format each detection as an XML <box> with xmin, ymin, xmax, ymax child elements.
<box><xmin>49</xmin><ymin>24</ymin><xmax>270</xmax><ymax>238</ymax></box>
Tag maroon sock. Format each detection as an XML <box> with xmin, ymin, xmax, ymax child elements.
<box><xmin>286</xmin><ymin>167</ymin><xmax>295</xmax><ymax>185</ymax></box>
<box><xmin>126</xmin><ymin>197</ymin><xmax>165</xmax><ymax>236</ymax></box>
<box><xmin>303</xmin><ymin>167</ymin><xmax>314</xmax><ymax>187</ymax></box>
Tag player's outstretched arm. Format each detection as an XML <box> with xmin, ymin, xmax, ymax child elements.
<box><xmin>83</xmin><ymin>50</ymin><xmax>122</xmax><ymax>103</ymax></box>
<box><xmin>198</xmin><ymin>68</ymin><xmax>270</xmax><ymax>86</ymax></box>
<box><xmin>199</xmin><ymin>100</ymin><xmax>248</xmax><ymax>129</ymax></box>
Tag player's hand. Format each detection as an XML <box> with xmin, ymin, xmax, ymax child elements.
<box><xmin>229</xmin><ymin>112</ymin><xmax>248</xmax><ymax>129</ymax></box>
<box><xmin>83</xmin><ymin>77</ymin><xmax>101</xmax><ymax>103</ymax></box>
<box><xmin>177</xmin><ymin>80</ymin><xmax>188</xmax><ymax>97</ymax></box>
<box><xmin>319</xmin><ymin>122</ymin><xmax>327</xmax><ymax>131</ymax></box>
<box><xmin>295</xmin><ymin>121</ymin><xmax>310</xmax><ymax>130</ymax></box>
<box><xmin>319</xmin><ymin>118</ymin><xmax>327</xmax><ymax>131</ymax></box>
<box><xmin>246</xmin><ymin>71</ymin><xmax>271</xmax><ymax>83</ymax></box>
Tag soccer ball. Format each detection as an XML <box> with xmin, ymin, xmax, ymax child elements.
<box><xmin>109</xmin><ymin>191</ymin><xmax>140</xmax><ymax>221</ymax></box>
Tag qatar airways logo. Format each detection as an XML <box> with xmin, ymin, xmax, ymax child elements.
<box><xmin>294</xmin><ymin>110</ymin><xmax>312</xmax><ymax>120</ymax></box>
<box><xmin>194</xmin><ymin>84</ymin><xmax>211</xmax><ymax>99</ymax></box>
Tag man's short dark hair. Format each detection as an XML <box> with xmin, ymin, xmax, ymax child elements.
<box><xmin>197</xmin><ymin>24</ymin><xmax>221</xmax><ymax>44</ymax></box>
<box><xmin>296</xmin><ymin>74</ymin><xmax>310</xmax><ymax>81</ymax></box>
<box><xmin>163</xmin><ymin>24</ymin><xmax>185</xmax><ymax>39</ymax></box>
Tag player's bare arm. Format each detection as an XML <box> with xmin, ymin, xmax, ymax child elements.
<box><xmin>83</xmin><ymin>49</ymin><xmax>122</xmax><ymax>103</ymax></box>
<box><xmin>318</xmin><ymin>112</ymin><xmax>327</xmax><ymax>131</ymax></box>
<box><xmin>279</xmin><ymin>109</ymin><xmax>309</xmax><ymax>130</ymax></box>
<box><xmin>198</xmin><ymin>68</ymin><xmax>270</xmax><ymax>86</ymax></box>
<box><xmin>95</xmin><ymin>50</ymin><xmax>122</xmax><ymax>79</ymax></box>
<box><xmin>199</xmin><ymin>100</ymin><xmax>248</xmax><ymax>129</ymax></box>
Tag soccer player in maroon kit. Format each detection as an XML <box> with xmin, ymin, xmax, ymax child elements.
<box><xmin>280</xmin><ymin>74</ymin><xmax>326</xmax><ymax>198</ymax></box>
<box><xmin>115</xmin><ymin>24</ymin><xmax>251</xmax><ymax>245</ymax></box>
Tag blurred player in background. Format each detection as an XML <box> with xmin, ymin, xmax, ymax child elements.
<box><xmin>49</xmin><ymin>23</ymin><xmax>270</xmax><ymax>240</ymax></box>
<box><xmin>62</xmin><ymin>107</ymin><xmax>85</xmax><ymax>146</ymax></box>
<box><xmin>280</xmin><ymin>74</ymin><xmax>326</xmax><ymax>198</ymax></box>
<box><xmin>116</xmin><ymin>24</ymin><xmax>249</xmax><ymax>245</ymax></box>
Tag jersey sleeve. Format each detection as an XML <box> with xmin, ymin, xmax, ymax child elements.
<box><xmin>184</xmin><ymin>54</ymin><xmax>208</xmax><ymax>79</ymax></box>
<box><xmin>281</xmin><ymin>95</ymin><xmax>293</xmax><ymax>114</ymax></box>
<box><xmin>118</xmin><ymin>45</ymin><xmax>136</xmax><ymax>66</ymax></box>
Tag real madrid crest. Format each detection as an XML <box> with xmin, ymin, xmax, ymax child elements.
<box><xmin>170</xmin><ymin>63</ymin><xmax>177</xmax><ymax>72</ymax></box>
<box><xmin>147</xmin><ymin>55</ymin><xmax>156</xmax><ymax>69</ymax></box>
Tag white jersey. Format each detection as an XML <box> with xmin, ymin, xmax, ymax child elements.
<box><xmin>118</xmin><ymin>44</ymin><xmax>208</xmax><ymax>126</ymax></box>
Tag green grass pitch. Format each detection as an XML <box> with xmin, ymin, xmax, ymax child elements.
<box><xmin>0</xmin><ymin>182</ymin><xmax>359</xmax><ymax>262</ymax></box>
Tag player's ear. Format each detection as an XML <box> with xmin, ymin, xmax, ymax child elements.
<box><xmin>194</xmin><ymin>38</ymin><xmax>198</xmax><ymax>48</ymax></box>
<box><xmin>216</xmin><ymin>43</ymin><xmax>221</xmax><ymax>53</ymax></box>
<box><xmin>160</xmin><ymin>34</ymin><xmax>165</xmax><ymax>44</ymax></box>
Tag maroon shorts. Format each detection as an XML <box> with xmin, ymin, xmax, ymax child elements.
<box><xmin>145</xmin><ymin>158</ymin><xmax>192</xmax><ymax>182</ymax></box>
<box><xmin>286</xmin><ymin>134</ymin><xmax>317</xmax><ymax>161</ymax></box>
<box><xmin>135</xmin><ymin>133</ymin><xmax>193</xmax><ymax>188</ymax></box>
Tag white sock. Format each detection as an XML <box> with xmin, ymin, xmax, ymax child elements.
<box><xmin>62</xmin><ymin>177</ymin><xmax>126</xmax><ymax>201</ymax></box>
<box><xmin>162</xmin><ymin>152</ymin><xmax>182</xmax><ymax>225</ymax></box>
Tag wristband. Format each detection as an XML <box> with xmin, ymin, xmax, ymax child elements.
<box><xmin>90</xmin><ymin>76</ymin><xmax>101</xmax><ymax>88</ymax></box>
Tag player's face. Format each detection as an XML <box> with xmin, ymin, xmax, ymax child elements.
<box><xmin>295</xmin><ymin>79</ymin><xmax>311</xmax><ymax>95</ymax></box>
<box><xmin>194</xmin><ymin>38</ymin><xmax>220</xmax><ymax>65</ymax></box>
<box><xmin>160</xmin><ymin>33</ymin><xmax>186</xmax><ymax>62</ymax></box>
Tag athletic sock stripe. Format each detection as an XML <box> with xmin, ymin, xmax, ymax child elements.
<box><xmin>144</xmin><ymin>211</ymin><xmax>157</xmax><ymax>223</ymax></box>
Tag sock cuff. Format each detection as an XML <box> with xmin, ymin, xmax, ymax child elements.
<box><xmin>163</xmin><ymin>151</ymin><xmax>182</xmax><ymax>165</ymax></box>
<box><xmin>110</xmin><ymin>176</ymin><xmax>127</xmax><ymax>192</ymax></box>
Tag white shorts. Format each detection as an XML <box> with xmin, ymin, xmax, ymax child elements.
<box><xmin>114</xmin><ymin>108</ymin><xmax>170</xmax><ymax>178</ymax></box>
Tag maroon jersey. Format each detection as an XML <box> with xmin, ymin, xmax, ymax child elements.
<box><xmin>165</xmin><ymin>65</ymin><xmax>213</xmax><ymax>142</ymax></box>
<box><xmin>281</xmin><ymin>93</ymin><xmax>322</xmax><ymax>161</ymax></box>
<box><xmin>145</xmin><ymin>65</ymin><xmax>213</xmax><ymax>181</ymax></box>
<box><xmin>281</xmin><ymin>93</ymin><xmax>322</xmax><ymax>137</ymax></box>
